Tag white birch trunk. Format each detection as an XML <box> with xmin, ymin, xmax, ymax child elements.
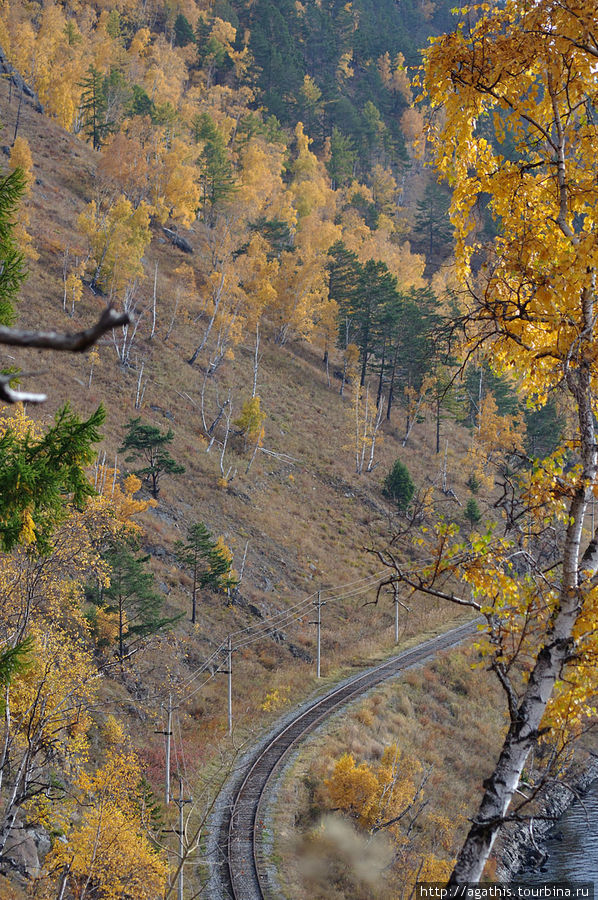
<box><xmin>449</xmin><ymin>291</ymin><xmax>597</xmax><ymax>883</ymax></box>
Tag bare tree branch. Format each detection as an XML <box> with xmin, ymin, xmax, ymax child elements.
<box><xmin>0</xmin><ymin>374</ymin><xmax>47</xmax><ymax>404</ymax></box>
<box><xmin>0</xmin><ymin>307</ymin><xmax>129</xmax><ymax>353</ymax></box>
<box><xmin>0</xmin><ymin>307</ymin><xmax>130</xmax><ymax>403</ymax></box>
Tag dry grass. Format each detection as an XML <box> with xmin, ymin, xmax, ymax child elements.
<box><xmin>0</xmin><ymin>80</ymin><xmax>507</xmax><ymax>893</ymax></box>
<box><xmin>273</xmin><ymin>646</ymin><xmax>506</xmax><ymax>899</ymax></box>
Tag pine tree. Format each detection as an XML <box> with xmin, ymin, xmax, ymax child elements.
<box><xmin>413</xmin><ymin>181</ymin><xmax>453</xmax><ymax>262</ymax></box>
<box><xmin>464</xmin><ymin>498</ymin><xmax>482</xmax><ymax>527</ymax></box>
<box><xmin>88</xmin><ymin>538</ymin><xmax>179</xmax><ymax>663</ymax></box>
<box><xmin>120</xmin><ymin>418</ymin><xmax>185</xmax><ymax>498</ymax></box>
<box><xmin>174</xmin><ymin>13</ymin><xmax>195</xmax><ymax>48</ymax></box>
<box><xmin>382</xmin><ymin>459</ymin><xmax>414</xmax><ymax>512</ymax></box>
<box><xmin>384</xmin><ymin>287</ymin><xmax>441</xmax><ymax>424</ymax></box>
<box><xmin>524</xmin><ymin>398</ymin><xmax>564</xmax><ymax>459</ymax></box>
<box><xmin>193</xmin><ymin>113</ymin><xmax>236</xmax><ymax>221</ymax></box>
<box><xmin>79</xmin><ymin>66</ymin><xmax>112</xmax><ymax>150</ymax></box>
<box><xmin>327</xmin><ymin>240</ymin><xmax>362</xmax><ymax>330</ymax></box>
<box><xmin>246</xmin><ymin>0</ymin><xmax>304</xmax><ymax>122</ymax></box>
<box><xmin>175</xmin><ymin>522</ymin><xmax>236</xmax><ymax>623</ymax></box>
<box><xmin>355</xmin><ymin>259</ymin><xmax>400</xmax><ymax>387</ymax></box>
<box><xmin>0</xmin><ymin>167</ymin><xmax>26</xmax><ymax>325</ymax></box>
<box><xmin>326</xmin><ymin>127</ymin><xmax>357</xmax><ymax>188</ymax></box>
<box><xmin>0</xmin><ymin>404</ymin><xmax>105</xmax><ymax>552</ymax></box>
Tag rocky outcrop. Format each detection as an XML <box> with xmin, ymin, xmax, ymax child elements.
<box><xmin>0</xmin><ymin>818</ymin><xmax>51</xmax><ymax>883</ymax></box>
<box><xmin>0</xmin><ymin>44</ymin><xmax>43</xmax><ymax>113</ymax></box>
<box><xmin>495</xmin><ymin>760</ymin><xmax>598</xmax><ymax>879</ymax></box>
<box><xmin>162</xmin><ymin>226</ymin><xmax>194</xmax><ymax>254</ymax></box>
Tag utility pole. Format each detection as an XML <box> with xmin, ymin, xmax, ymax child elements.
<box><xmin>227</xmin><ymin>635</ymin><xmax>233</xmax><ymax>736</ymax></box>
<box><xmin>150</xmin><ymin>260</ymin><xmax>158</xmax><ymax>339</ymax></box>
<box><xmin>310</xmin><ymin>592</ymin><xmax>326</xmax><ymax>678</ymax></box>
<box><xmin>155</xmin><ymin>693</ymin><xmax>173</xmax><ymax>805</ymax></box>
<box><xmin>390</xmin><ymin>586</ymin><xmax>410</xmax><ymax>645</ymax></box>
<box><xmin>217</xmin><ymin>639</ymin><xmax>233</xmax><ymax>736</ymax></box>
<box><xmin>174</xmin><ymin>775</ymin><xmax>191</xmax><ymax>900</ymax></box>
<box><xmin>166</xmin><ymin>694</ymin><xmax>172</xmax><ymax>804</ymax></box>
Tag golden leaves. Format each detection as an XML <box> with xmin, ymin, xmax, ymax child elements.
<box><xmin>262</xmin><ymin>685</ymin><xmax>291</xmax><ymax>712</ymax></box>
<box><xmin>423</xmin><ymin>0</ymin><xmax>598</xmax><ymax>392</ymax></box>
<box><xmin>235</xmin><ymin>395</ymin><xmax>266</xmax><ymax>446</ymax></box>
<box><xmin>78</xmin><ymin>195</ymin><xmax>152</xmax><ymax>295</ymax></box>
<box><xmin>468</xmin><ymin>393</ymin><xmax>526</xmax><ymax>489</ymax></box>
<box><xmin>93</xmin><ymin>464</ymin><xmax>157</xmax><ymax>534</ymax></box>
<box><xmin>46</xmin><ymin>748</ymin><xmax>168</xmax><ymax>900</ymax></box>
<box><xmin>9</xmin><ymin>622</ymin><xmax>98</xmax><ymax>764</ymax></box>
<box><xmin>324</xmin><ymin>745</ymin><xmax>422</xmax><ymax>834</ymax></box>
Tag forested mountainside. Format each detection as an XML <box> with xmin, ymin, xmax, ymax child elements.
<box><xmin>0</xmin><ymin>0</ymin><xmax>580</xmax><ymax>896</ymax></box>
<box><xmin>221</xmin><ymin>0</ymin><xmax>456</xmax><ymax>165</ymax></box>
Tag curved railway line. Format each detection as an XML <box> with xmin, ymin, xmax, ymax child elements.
<box><xmin>208</xmin><ymin>619</ymin><xmax>480</xmax><ymax>900</ymax></box>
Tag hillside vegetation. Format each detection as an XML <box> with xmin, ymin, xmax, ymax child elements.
<box><xmin>0</xmin><ymin>0</ymin><xmax>575</xmax><ymax>895</ymax></box>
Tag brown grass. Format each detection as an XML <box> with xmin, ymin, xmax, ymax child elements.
<box><xmin>0</xmin><ymin>79</ymin><xmax>505</xmax><ymax>894</ymax></box>
<box><xmin>273</xmin><ymin>646</ymin><xmax>506</xmax><ymax>899</ymax></box>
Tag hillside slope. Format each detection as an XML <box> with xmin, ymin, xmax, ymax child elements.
<box><xmin>0</xmin><ymin>25</ymin><xmax>489</xmax><ymax>897</ymax></box>
<box><xmin>1</xmin><ymin>65</ymin><xmax>477</xmax><ymax>713</ymax></box>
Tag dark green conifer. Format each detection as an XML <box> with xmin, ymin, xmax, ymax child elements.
<box><xmin>192</xmin><ymin>113</ymin><xmax>236</xmax><ymax>220</ymax></box>
<box><xmin>79</xmin><ymin>66</ymin><xmax>112</xmax><ymax>150</ymax></box>
<box><xmin>326</xmin><ymin>127</ymin><xmax>357</xmax><ymax>189</ymax></box>
<box><xmin>382</xmin><ymin>459</ymin><xmax>415</xmax><ymax>512</ymax></box>
<box><xmin>88</xmin><ymin>539</ymin><xmax>180</xmax><ymax>662</ymax></box>
<box><xmin>120</xmin><ymin>418</ymin><xmax>185</xmax><ymax>498</ymax></box>
<box><xmin>175</xmin><ymin>522</ymin><xmax>237</xmax><ymax>623</ymax></box>
<box><xmin>464</xmin><ymin>498</ymin><xmax>482</xmax><ymax>526</ymax></box>
<box><xmin>0</xmin><ymin>404</ymin><xmax>105</xmax><ymax>552</ymax></box>
<box><xmin>0</xmin><ymin>167</ymin><xmax>26</xmax><ymax>325</ymax></box>
<box><xmin>174</xmin><ymin>13</ymin><xmax>195</xmax><ymax>47</ymax></box>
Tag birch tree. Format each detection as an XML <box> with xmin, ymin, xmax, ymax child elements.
<box><xmin>376</xmin><ymin>0</ymin><xmax>598</xmax><ymax>883</ymax></box>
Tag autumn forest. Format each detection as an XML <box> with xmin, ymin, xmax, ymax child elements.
<box><xmin>0</xmin><ymin>0</ymin><xmax>597</xmax><ymax>896</ymax></box>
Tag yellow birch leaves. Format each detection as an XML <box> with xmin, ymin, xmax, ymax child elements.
<box><xmin>46</xmin><ymin>747</ymin><xmax>167</xmax><ymax>900</ymax></box>
<box><xmin>78</xmin><ymin>195</ymin><xmax>151</xmax><ymax>295</ymax></box>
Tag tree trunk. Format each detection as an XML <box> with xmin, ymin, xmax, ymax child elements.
<box><xmin>119</xmin><ymin>594</ymin><xmax>124</xmax><ymax>663</ymax></box>
<box><xmin>386</xmin><ymin>347</ymin><xmax>400</xmax><ymax>421</ymax></box>
<box><xmin>360</xmin><ymin>347</ymin><xmax>368</xmax><ymax>388</ymax></box>
<box><xmin>376</xmin><ymin>341</ymin><xmax>387</xmax><ymax>409</ymax></box>
<box><xmin>449</xmin><ymin>310</ymin><xmax>597</xmax><ymax>883</ymax></box>
<box><xmin>191</xmin><ymin>554</ymin><xmax>198</xmax><ymax>624</ymax></box>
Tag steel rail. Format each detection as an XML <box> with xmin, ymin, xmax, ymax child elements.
<box><xmin>216</xmin><ymin>619</ymin><xmax>480</xmax><ymax>900</ymax></box>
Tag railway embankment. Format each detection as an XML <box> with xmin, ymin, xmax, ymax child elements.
<box><xmin>205</xmin><ymin>620</ymin><xmax>479</xmax><ymax>900</ymax></box>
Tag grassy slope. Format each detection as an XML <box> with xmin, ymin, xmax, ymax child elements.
<box><xmin>0</xmin><ymin>78</ymin><xmax>507</xmax><ymax>890</ymax></box>
<box><xmin>273</xmin><ymin>647</ymin><xmax>507</xmax><ymax>899</ymax></box>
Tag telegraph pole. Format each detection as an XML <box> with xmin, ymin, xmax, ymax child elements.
<box><xmin>310</xmin><ymin>592</ymin><xmax>326</xmax><ymax>678</ymax></box>
<box><xmin>391</xmin><ymin>586</ymin><xmax>409</xmax><ymax>645</ymax></box>
<box><xmin>217</xmin><ymin>639</ymin><xmax>234</xmax><ymax>736</ymax></box>
<box><xmin>227</xmin><ymin>635</ymin><xmax>233</xmax><ymax>736</ymax></box>
<box><xmin>155</xmin><ymin>693</ymin><xmax>173</xmax><ymax>805</ymax></box>
<box><xmin>316</xmin><ymin>593</ymin><xmax>322</xmax><ymax>678</ymax></box>
<box><xmin>174</xmin><ymin>775</ymin><xmax>191</xmax><ymax>900</ymax></box>
<box><xmin>166</xmin><ymin>694</ymin><xmax>173</xmax><ymax>804</ymax></box>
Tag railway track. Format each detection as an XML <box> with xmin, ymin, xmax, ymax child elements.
<box><xmin>208</xmin><ymin>619</ymin><xmax>480</xmax><ymax>900</ymax></box>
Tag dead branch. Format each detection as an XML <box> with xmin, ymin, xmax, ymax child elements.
<box><xmin>0</xmin><ymin>307</ymin><xmax>130</xmax><ymax>403</ymax></box>
<box><xmin>0</xmin><ymin>373</ymin><xmax>47</xmax><ymax>404</ymax></box>
<box><xmin>0</xmin><ymin>307</ymin><xmax>129</xmax><ymax>352</ymax></box>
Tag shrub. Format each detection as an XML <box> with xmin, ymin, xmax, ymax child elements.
<box><xmin>466</xmin><ymin>473</ymin><xmax>481</xmax><ymax>494</ymax></box>
<box><xmin>464</xmin><ymin>498</ymin><xmax>482</xmax><ymax>526</ymax></box>
<box><xmin>382</xmin><ymin>459</ymin><xmax>415</xmax><ymax>512</ymax></box>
